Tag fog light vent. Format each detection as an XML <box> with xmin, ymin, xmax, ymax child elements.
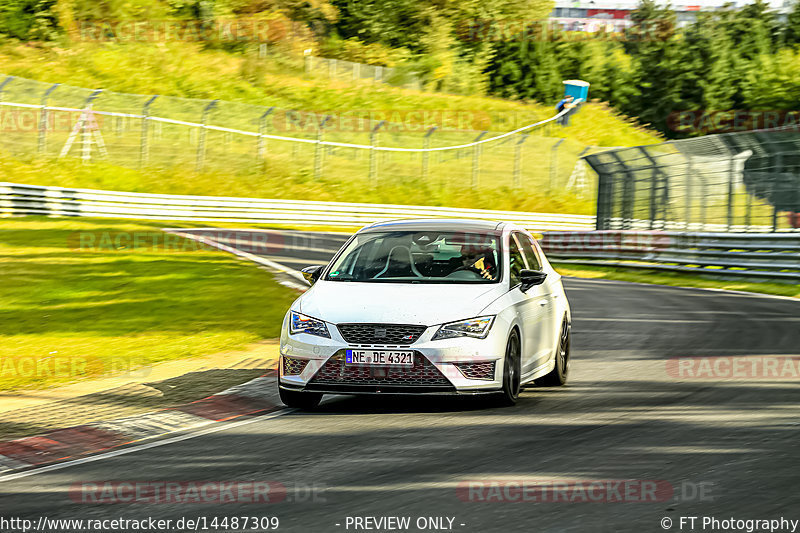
<box><xmin>283</xmin><ymin>356</ymin><xmax>309</xmax><ymax>375</ymax></box>
<box><xmin>454</xmin><ymin>361</ymin><xmax>496</xmax><ymax>380</ymax></box>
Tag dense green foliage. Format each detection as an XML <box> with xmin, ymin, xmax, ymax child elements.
<box><xmin>487</xmin><ymin>0</ymin><xmax>800</xmax><ymax>137</ymax></box>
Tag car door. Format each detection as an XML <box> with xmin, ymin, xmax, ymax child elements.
<box><xmin>506</xmin><ymin>232</ymin><xmax>551</xmax><ymax>378</ymax></box>
<box><xmin>517</xmin><ymin>233</ymin><xmax>557</xmax><ymax>369</ymax></box>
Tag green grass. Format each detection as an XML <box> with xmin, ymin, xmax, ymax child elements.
<box><xmin>553</xmin><ymin>262</ymin><xmax>800</xmax><ymax>298</ymax></box>
<box><xmin>0</xmin><ymin>216</ymin><xmax>298</xmax><ymax>390</ymax></box>
<box><xmin>0</xmin><ymin>150</ymin><xmax>599</xmax><ymax>214</ymax></box>
<box><xmin>0</xmin><ymin>41</ymin><xmax>660</xmax><ymax>148</ymax></box>
<box><xmin>0</xmin><ymin>41</ymin><xmax>661</xmax><ymax>214</ymax></box>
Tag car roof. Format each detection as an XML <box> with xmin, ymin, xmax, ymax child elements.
<box><xmin>361</xmin><ymin>218</ymin><xmax>505</xmax><ymax>234</ymax></box>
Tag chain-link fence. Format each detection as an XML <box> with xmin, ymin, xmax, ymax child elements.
<box><xmin>0</xmin><ymin>74</ymin><xmax>601</xmax><ymax>207</ymax></box>
<box><xmin>586</xmin><ymin>127</ymin><xmax>800</xmax><ymax>232</ymax></box>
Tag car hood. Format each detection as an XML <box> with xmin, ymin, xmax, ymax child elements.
<box><xmin>297</xmin><ymin>281</ymin><xmax>505</xmax><ymax>326</ymax></box>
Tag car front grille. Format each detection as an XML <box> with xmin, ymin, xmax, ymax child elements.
<box><xmin>453</xmin><ymin>361</ymin><xmax>496</xmax><ymax>380</ymax></box>
<box><xmin>308</xmin><ymin>352</ymin><xmax>451</xmax><ymax>387</ymax></box>
<box><xmin>282</xmin><ymin>356</ymin><xmax>309</xmax><ymax>375</ymax></box>
<box><xmin>336</xmin><ymin>323</ymin><xmax>427</xmax><ymax>345</ymax></box>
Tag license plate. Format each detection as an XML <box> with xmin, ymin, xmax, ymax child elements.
<box><xmin>345</xmin><ymin>349</ymin><xmax>414</xmax><ymax>366</ymax></box>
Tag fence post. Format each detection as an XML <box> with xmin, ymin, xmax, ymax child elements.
<box><xmin>610</xmin><ymin>151</ymin><xmax>636</xmax><ymax>229</ymax></box>
<box><xmin>685</xmin><ymin>157</ymin><xmax>707</xmax><ymax>230</ymax></box>
<box><xmin>139</xmin><ymin>95</ymin><xmax>158</xmax><ymax>168</ymax></box>
<box><xmin>196</xmin><ymin>99</ymin><xmax>218</xmax><ymax>172</ymax></box>
<box><xmin>37</xmin><ymin>83</ymin><xmax>60</xmax><ymax>154</ymax></box>
<box><xmin>684</xmin><ymin>156</ymin><xmax>692</xmax><ymax>231</ymax></box>
<box><xmin>81</xmin><ymin>89</ymin><xmax>103</xmax><ymax>165</ymax></box>
<box><xmin>636</xmin><ymin>147</ymin><xmax>667</xmax><ymax>230</ymax></box>
<box><xmin>566</xmin><ymin>146</ymin><xmax>592</xmax><ymax>197</ymax></box>
<box><xmin>592</xmin><ymin>157</ymin><xmax>614</xmax><ymax>231</ymax></box>
<box><xmin>550</xmin><ymin>138</ymin><xmax>565</xmax><ymax>194</ymax></box>
<box><xmin>471</xmin><ymin>131</ymin><xmax>487</xmax><ymax>189</ymax></box>
<box><xmin>744</xmin><ymin>163</ymin><xmax>753</xmax><ymax>231</ymax></box>
<box><xmin>727</xmin><ymin>152</ymin><xmax>735</xmax><ymax>231</ymax></box>
<box><xmin>513</xmin><ymin>134</ymin><xmax>529</xmax><ymax>189</ymax></box>
<box><xmin>369</xmin><ymin>120</ymin><xmax>385</xmax><ymax>186</ymax></box>
<box><xmin>0</xmin><ymin>76</ymin><xmax>14</xmax><ymax>154</ymax></box>
<box><xmin>772</xmin><ymin>152</ymin><xmax>782</xmax><ymax>232</ymax></box>
<box><xmin>421</xmin><ymin>126</ymin><xmax>437</xmax><ymax>181</ymax></box>
<box><xmin>314</xmin><ymin>115</ymin><xmax>332</xmax><ymax>180</ymax></box>
<box><xmin>0</xmin><ymin>75</ymin><xmax>14</xmax><ymax>102</ymax></box>
<box><xmin>258</xmin><ymin>107</ymin><xmax>275</xmax><ymax>161</ymax></box>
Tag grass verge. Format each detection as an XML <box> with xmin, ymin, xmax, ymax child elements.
<box><xmin>0</xmin><ymin>216</ymin><xmax>297</xmax><ymax>391</ymax></box>
<box><xmin>553</xmin><ymin>262</ymin><xmax>800</xmax><ymax>299</ymax></box>
<box><xmin>0</xmin><ymin>152</ymin><xmax>599</xmax><ymax>214</ymax></box>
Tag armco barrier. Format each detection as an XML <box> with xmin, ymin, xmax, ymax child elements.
<box><xmin>0</xmin><ymin>182</ymin><xmax>595</xmax><ymax>232</ymax></box>
<box><xmin>5</xmin><ymin>182</ymin><xmax>796</xmax><ymax>282</ymax></box>
<box><xmin>540</xmin><ymin>230</ymin><xmax>800</xmax><ymax>281</ymax></box>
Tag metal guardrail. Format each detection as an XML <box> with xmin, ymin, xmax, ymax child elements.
<box><xmin>0</xmin><ymin>182</ymin><xmax>596</xmax><ymax>231</ymax></box>
<box><xmin>541</xmin><ymin>230</ymin><xmax>800</xmax><ymax>281</ymax></box>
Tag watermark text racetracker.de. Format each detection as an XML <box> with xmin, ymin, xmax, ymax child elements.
<box><xmin>69</xmin><ymin>480</ymin><xmax>326</xmax><ymax>504</ymax></box>
<box><xmin>667</xmin><ymin>357</ymin><xmax>800</xmax><ymax>380</ymax></box>
<box><xmin>457</xmin><ymin>479</ymin><xmax>714</xmax><ymax>503</ymax></box>
<box><xmin>69</xmin><ymin>231</ymin><xmax>287</xmax><ymax>254</ymax></box>
<box><xmin>661</xmin><ymin>516</ymin><xmax>799</xmax><ymax>532</ymax></box>
<box><xmin>0</xmin><ymin>355</ymin><xmax>150</xmax><ymax>380</ymax></box>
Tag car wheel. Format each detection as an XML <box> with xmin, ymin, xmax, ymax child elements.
<box><xmin>278</xmin><ymin>386</ymin><xmax>323</xmax><ymax>409</ymax></box>
<box><xmin>496</xmin><ymin>330</ymin><xmax>522</xmax><ymax>406</ymax></box>
<box><xmin>535</xmin><ymin>316</ymin><xmax>570</xmax><ymax>386</ymax></box>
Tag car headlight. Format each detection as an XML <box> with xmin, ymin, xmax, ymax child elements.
<box><xmin>432</xmin><ymin>316</ymin><xmax>495</xmax><ymax>340</ymax></box>
<box><xmin>289</xmin><ymin>311</ymin><xmax>330</xmax><ymax>338</ymax></box>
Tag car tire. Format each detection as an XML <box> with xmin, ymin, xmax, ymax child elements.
<box><xmin>535</xmin><ymin>316</ymin><xmax>570</xmax><ymax>386</ymax></box>
<box><xmin>496</xmin><ymin>330</ymin><xmax>522</xmax><ymax>406</ymax></box>
<box><xmin>278</xmin><ymin>386</ymin><xmax>323</xmax><ymax>409</ymax></box>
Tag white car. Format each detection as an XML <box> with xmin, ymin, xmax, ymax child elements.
<box><xmin>278</xmin><ymin>219</ymin><xmax>571</xmax><ymax>408</ymax></box>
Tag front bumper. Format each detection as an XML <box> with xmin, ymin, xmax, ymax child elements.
<box><xmin>278</xmin><ymin>320</ymin><xmax>508</xmax><ymax>395</ymax></box>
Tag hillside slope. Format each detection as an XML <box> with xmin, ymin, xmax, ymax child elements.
<box><xmin>0</xmin><ymin>42</ymin><xmax>661</xmax><ymax>213</ymax></box>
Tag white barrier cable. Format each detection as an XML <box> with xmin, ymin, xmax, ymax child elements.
<box><xmin>0</xmin><ymin>100</ymin><xmax>579</xmax><ymax>153</ymax></box>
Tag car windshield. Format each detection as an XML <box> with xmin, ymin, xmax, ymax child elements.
<box><xmin>324</xmin><ymin>230</ymin><xmax>501</xmax><ymax>283</ymax></box>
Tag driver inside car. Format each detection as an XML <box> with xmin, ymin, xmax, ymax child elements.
<box><xmin>458</xmin><ymin>245</ymin><xmax>497</xmax><ymax>280</ymax></box>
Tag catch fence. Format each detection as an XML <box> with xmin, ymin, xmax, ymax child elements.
<box><xmin>585</xmin><ymin>127</ymin><xmax>800</xmax><ymax>232</ymax></box>
<box><xmin>0</xmin><ymin>74</ymin><xmax>598</xmax><ymax>202</ymax></box>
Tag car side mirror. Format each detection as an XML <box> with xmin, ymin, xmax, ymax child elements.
<box><xmin>301</xmin><ymin>265</ymin><xmax>325</xmax><ymax>285</ymax></box>
<box><xmin>519</xmin><ymin>269</ymin><xmax>547</xmax><ymax>292</ymax></box>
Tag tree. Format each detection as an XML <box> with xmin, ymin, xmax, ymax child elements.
<box><xmin>730</xmin><ymin>0</ymin><xmax>778</xmax><ymax>58</ymax></box>
<box><xmin>485</xmin><ymin>22</ymin><xmax>562</xmax><ymax>103</ymax></box>
<box><xmin>619</xmin><ymin>1</ymin><xmax>688</xmax><ymax>133</ymax></box>
<box><xmin>701</xmin><ymin>24</ymin><xmax>740</xmax><ymax>111</ymax></box>
<box><xmin>0</xmin><ymin>0</ymin><xmax>59</xmax><ymax>40</ymax></box>
<box><xmin>330</xmin><ymin>0</ymin><xmax>430</xmax><ymax>51</ymax></box>
<box><xmin>784</xmin><ymin>0</ymin><xmax>800</xmax><ymax>46</ymax></box>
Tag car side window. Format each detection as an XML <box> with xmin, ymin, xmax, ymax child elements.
<box><xmin>517</xmin><ymin>233</ymin><xmax>541</xmax><ymax>271</ymax></box>
<box><xmin>508</xmin><ymin>236</ymin><xmax>525</xmax><ymax>287</ymax></box>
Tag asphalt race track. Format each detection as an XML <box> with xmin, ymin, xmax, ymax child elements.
<box><xmin>2</xmin><ymin>229</ymin><xmax>800</xmax><ymax>533</ymax></box>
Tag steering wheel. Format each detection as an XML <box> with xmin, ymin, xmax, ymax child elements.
<box><xmin>445</xmin><ymin>267</ymin><xmax>484</xmax><ymax>280</ymax></box>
